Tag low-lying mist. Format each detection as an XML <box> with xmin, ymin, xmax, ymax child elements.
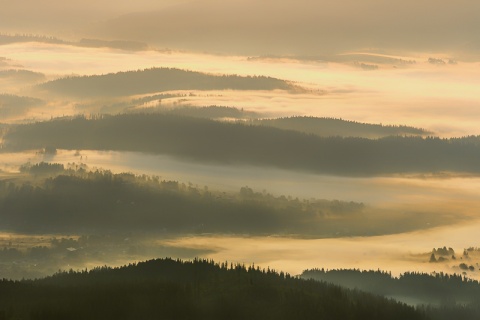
<box><xmin>164</xmin><ymin>225</ymin><xmax>480</xmax><ymax>281</ymax></box>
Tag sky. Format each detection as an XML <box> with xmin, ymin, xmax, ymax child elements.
<box><xmin>2</xmin><ymin>0</ymin><xmax>480</xmax><ymax>57</ymax></box>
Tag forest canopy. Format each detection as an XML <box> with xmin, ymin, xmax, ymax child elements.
<box><xmin>37</xmin><ymin>68</ymin><xmax>295</xmax><ymax>97</ymax></box>
<box><xmin>0</xmin><ymin>258</ymin><xmax>426</xmax><ymax>320</ymax></box>
<box><xmin>0</xmin><ymin>163</ymin><xmax>460</xmax><ymax>237</ymax></box>
<box><xmin>0</xmin><ymin>164</ymin><xmax>366</xmax><ymax>235</ymax></box>
<box><xmin>253</xmin><ymin>116</ymin><xmax>430</xmax><ymax>138</ymax></box>
<box><xmin>3</xmin><ymin>114</ymin><xmax>480</xmax><ymax>176</ymax></box>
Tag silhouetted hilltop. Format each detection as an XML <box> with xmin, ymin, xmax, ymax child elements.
<box><xmin>254</xmin><ymin>116</ymin><xmax>429</xmax><ymax>138</ymax></box>
<box><xmin>0</xmin><ymin>258</ymin><xmax>425</xmax><ymax>320</ymax></box>
<box><xmin>37</xmin><ymin>68</ymin><xmax>295</xmax><ymax>97</ymax></box>
<box><xmin>3</xmin><ymin>114</ymin><xmax>480</xmax><ymax>175</ymax></box>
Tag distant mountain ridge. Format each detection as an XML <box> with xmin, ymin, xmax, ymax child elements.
<box><xmin>302</xmin><ymin>268</ymin><xmax>480</xmax><ymax>320</ymax></box>
<box><xmin>253</xmin><ymin>116</ymin><xmax>429</xmax><ymax>138</ymax></box>
<box><xmin>37</xmin><ymin>68</ymin><xmax>295</xmax><ymax>97</ymax></box>
<box><xmin>302</xmin><ymin>268</ymin><xmax>480</xmax><ymax>305</ymax></box>
<box><xmin>3</xmin><ymin>114</ymin><xmax>480</xmax><ymax>176</ymax></box>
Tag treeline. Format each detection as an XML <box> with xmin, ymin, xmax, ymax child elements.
<box><xmin>302</xmin><ymin>269</ymin><xmax>480</xmax><ymax>307</ymax></box>
<box><xmin>4</xmin><ymin>114</ymin><xmax>480</xmax><ymax>175</ymax></box>
<box><xmin>0</xmin><ymin>258</ymin><xmax>426</xmax><ymax>320</ymax></box>
<box><xmin>132</xmin><ymin>106</ymin><xmax>424</xmax><ymax>136</ymax></box>
<box><xmin>0</xmin><ymin>164</ymin><xmax>364</xmax><ymax>235</ymax></box>
<box><xmin>253</xmin><ymin>116</ymin><xmax>429</xmax><ymax>138</ymax></box>
<box><xmin>0</xmin><ymin>34</ymin><xmax>65</xmax><ymax>45</ymax></box>
<box><xmin>153</xmin><ymin>105</ymin><xmax>261</xmax><ymax>120</ymax></box>
<box><xmin>37</xmin><ymin>68</ymin><xmax>295</xmax><ymax>97</ymax></box>
<box><xmin>302</xmin><ymin>269</ymin><xmax>480</xmax><ymax>319</ymax></box>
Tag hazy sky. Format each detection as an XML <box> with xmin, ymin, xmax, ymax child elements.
<box><xmin>2</xmin><ymin>0</ymin><xmax>480</xmax><ymax>56</ymax></box>
<box><xmin>100</xmin><ymin>0</ymin><xmax>480</xmax><ymax>55</ymax></box>
<box><xmin>0</xmin><ymin>0</ymin><xmax>182</xmax><ymax>38</ymax></box>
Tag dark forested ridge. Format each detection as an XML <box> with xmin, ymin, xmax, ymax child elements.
<box><xmin>37</xmin><ymin>68</ymin><xmax>295</xmax><ymax>97</ymax></box>
<box><xmin>153</xmin><ymin>105</ymin><xmax>262</xmax><ymax>120</ymax></box>
<box><xmin>0</xmin><ymin>258</ymin><xmax>426</xmax><ymax>320</ymax></box>
<box><xmin>0</xmin><ymin>164</ymin><xmax>368</xmax><ymax>235</ymax></box>
<box><xmin>254</xmin><ymin>116</ymin><xmax>430</xmax><ymax>138</ymax></box>
<box><xmin>3</xmin><ymin>114</ymin><xmax>480</xmax><ymax>175</ymax></box>
<box><xmin>302</xmin><ymin>269</ymin><xmax>480</xmax><ymax>320</ymax></box>
<box><xmin>0</xmin><ymin>164</ymin><xmax>458</xmax><ymax>237</ymax></box>
<box><xmin>302</xmin><ymin>269</ymin><xmax>480</xmax><ymax>304</ymax></box>
<box><xmin>129</xmin><ymin>106</ymin><xmax>425</xmax><ymax>136</ymax></box>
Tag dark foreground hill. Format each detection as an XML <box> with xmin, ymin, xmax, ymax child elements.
<box><xmin>0</xmin><ymin>258</ymin><xmax>426</xmax><ymax>320</ymax></box>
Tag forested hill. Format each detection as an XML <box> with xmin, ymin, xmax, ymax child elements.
<box><xmin>129</xmin><ymin>107</ymin><xmax>426</xmax><ymax>137</ymax></box>
<box><xmin>3</xmin><ymin>114</ymin><xmax>480</xmax><ymax>176</ymax></box>
<box><xmin>0</xmin><ymin>258</ymin><xmax>426</xmax><ymax>320</ymax></box>
<box><xmin>37</xmin><ymin>68</ymin><xmax>295</xmax><ymax>97</ymax></box>
<box><xmin>302</xmin><ymin>269</ymin><xmax>480</xmax><ymax>305</ymax></box>
<box><xmin>0</xmin><ymin>164</ymin><xmax>371</xmax><ymax>236</ymax></box>
<box><xmin>254</xmin><ymin>116</ymin><xmax>429</xmax><ymax>138</ymax></box>
<box><xmin>302</xmin><ymin>269</ymin><xmax>480</xmax><ymax>320</ymax></box>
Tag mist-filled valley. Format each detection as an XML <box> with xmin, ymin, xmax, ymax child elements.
<box><xmin>2</xmin><ymin>1</ymin><xmax>480</xmax><ymax>318</ymax></box>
